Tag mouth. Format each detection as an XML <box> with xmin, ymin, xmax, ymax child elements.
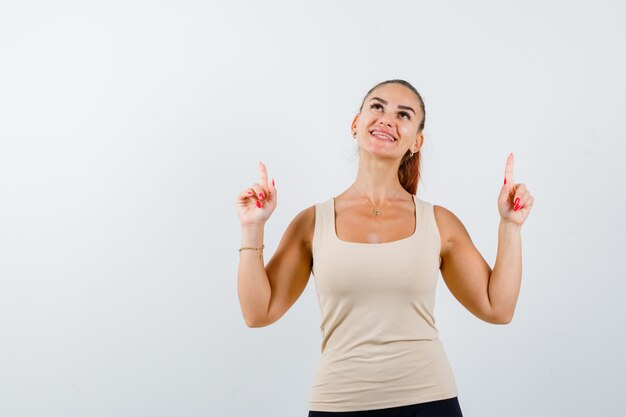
<box><xmin>369</xmin><ymin>129</ymin><xmax>397</xmax><ymax>142</ymax></box>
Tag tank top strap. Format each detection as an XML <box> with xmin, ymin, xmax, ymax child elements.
<box><xmin>312</xmin><ymin>197</ymin><xmax>334</xmax><ymax>258</ymax></box>
<box><xmin>414</xmin><ymin>197</ymin><xmax>443</xmax><ymax>267</ymax></box>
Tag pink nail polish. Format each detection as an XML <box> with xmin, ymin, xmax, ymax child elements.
<box><xmin>259</xmin><ymin>192</ymin><xmax>264</xmax><ymax>200</ymax></box>
<box><xmin>504</xmin><ymin>178</ymin><xmax>507</xmax><ymax>185</ymax></box>
<box><xmin>256</xmin><ymin>200</ymin><xmax>261</xmax><ymax>208</ymax></box>
<box><xmin>272</xmin><ymin>178</ymin><xmax>275</xmax><ymax>186</ymax></box>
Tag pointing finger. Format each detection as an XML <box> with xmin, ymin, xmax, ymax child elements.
<box><xmin>259</xmin><ymin>160</ymin><xmax>269</xmax><ymax>193</ymax></box>
<box><xmin>504</xmin><ymin>152</ymin><xmax>514</xmax><ymax>186</ymax></box>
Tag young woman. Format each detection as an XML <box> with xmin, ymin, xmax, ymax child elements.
<box><xmin>235</xmin><ymin>79</ymin><xmax>533</xmax><ymax>416</ymax></box>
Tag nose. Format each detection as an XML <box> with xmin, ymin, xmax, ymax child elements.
<box><xmin>378</xmin><ymin>116</ymin><xmax>394</xmax><ymax>128</ymax></box>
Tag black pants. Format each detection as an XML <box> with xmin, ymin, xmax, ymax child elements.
<box><xmin>308</xmin><ymin>396</ymin><xmax>463</xmax><ymax>417</ymax></box>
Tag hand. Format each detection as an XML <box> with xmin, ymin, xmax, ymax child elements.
<box><xmin>236</xmin><ymin>161</ymin><xmax>277</xmax><ymax>227</ymax></box>
<box><xmin>497</xmin><ymin>153</ymin><xmax>534</xmax><ymax>228</ymax></box>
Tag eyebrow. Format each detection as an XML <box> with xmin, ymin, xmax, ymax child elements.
<box><xmin>369</xmin><ymin>97</ymin><xmax>416</xmax><ymax>116</ymax></box>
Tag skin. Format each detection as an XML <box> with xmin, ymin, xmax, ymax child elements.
<box><xmin>237</xmin><ymin>84</ymin><xmax>534</xmax><ymax>327</ymax></box>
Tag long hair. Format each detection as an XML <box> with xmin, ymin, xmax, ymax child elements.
<box><xmin>356</xmin><ymin>79</ymin><xmax>426</xmax><ymax>195</ymax></box>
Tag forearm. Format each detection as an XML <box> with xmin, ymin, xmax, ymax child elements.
<box><xmin>237</xmin><ymin>224</ymin><xmax>271</xmax><ymax>327</ymax></box>
<box><xmin>488</xmin><ymin>220</ymin><xmax>522</xmax><ymax>322</ymax></box>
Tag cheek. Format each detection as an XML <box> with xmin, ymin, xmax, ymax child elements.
<box><xmin>399</xmin><ymin>125</ymin><xmax>415</xmax><ymax>137</ymax></box>
<box><xmin>358</xmin><ymin>116</ymin><xmax>375</xmax><ymax>130</ymax></box>
<box><xmin>361</xmin><ymin>114</ymin><xmax>375</xmax><ymax>123</ymax></box>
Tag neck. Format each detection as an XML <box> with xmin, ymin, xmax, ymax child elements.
<box><xmin>352</xmin><ymin>154</ymin><xmax>405</xmax><ymax>204</ymax></box>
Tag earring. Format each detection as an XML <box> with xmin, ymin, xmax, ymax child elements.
<box><xmin>352</xmin><ymin>131</ymin><xmax>356</xmax><ymax>138</ymax></box>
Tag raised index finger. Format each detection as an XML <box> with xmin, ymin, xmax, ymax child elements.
<box><xmin>504</xmin><ymin>152</ymin><xmax>514</xmax><ymax>185</ymax></box>
<box><xmin>258</xmin><ymin>160</ymin><xmax>269</xmax><ymax>191</ymax></box>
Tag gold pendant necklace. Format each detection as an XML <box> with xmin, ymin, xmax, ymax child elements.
<box><xmin>351</xmin><ymin>185</ymin><xmax>403</xmax><ymax>216</ymax></box>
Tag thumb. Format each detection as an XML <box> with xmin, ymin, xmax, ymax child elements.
<box><xmin>268</xmin><ymin>178</ymin><xmax>277</xmax><ymax>198</ymax></box>
<box><xmin>498</xmin><ymin>179</ymin><xmax>513</xmax><ymax>206</ymax></box>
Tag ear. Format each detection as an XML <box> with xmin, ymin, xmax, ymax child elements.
<box><xmin>351</xmin><ymin>114</ymin><xmax>359</xmax><ymax>131</ymax></box>
<box><xmin>414</xmin><ymin>131</ymin><xmax>424</xmax><ymax>151</ymax></box>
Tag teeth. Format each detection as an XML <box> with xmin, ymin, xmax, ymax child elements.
<box><xmin>371</xmin><ymin>131</ymin><xmax>395</xmax><ymax>141</ymax></box>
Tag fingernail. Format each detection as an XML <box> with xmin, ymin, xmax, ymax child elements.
<box><xmin>504</xmin><ymin>178</ymin><xmax>507</xmax><ymax>185</ymax></box>
<box><xmin>248</xmin><ymin>191</ymin><xmax>253</xmax><ymax>195</ymax></box>
<box><xmin>272</xmin><ymin>178</ymin><xmax>275</xmax><ymax>186</ymax></box>
<box><xmin>514</xmin><ymin>197</ymin><xmax>520</xmax><ymax>206</ymax></box>
<box><xmin>255</xmin><ymin>200</ymin><xmax>261</xmax><ymax>208</ymax></box>
<box><xmin>259</xmin><ymin>192</ymin><xmax>264</xmax><ymax>200</ymax></box>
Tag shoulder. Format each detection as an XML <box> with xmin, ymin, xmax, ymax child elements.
<box><xmin>288</xmin><ymin>204</ymin><xmax>316</xmax><ymax>250</ymax></box>
<box><xmin>433</xmin><ymin>204</ymin><xmax>468</xmax><ymax>257</ymax></box>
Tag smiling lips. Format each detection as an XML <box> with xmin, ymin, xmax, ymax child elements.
<box><xmin>370</xmin><ymin>129</ymin><xmax>397</xmax><ymax>142</ymax></box>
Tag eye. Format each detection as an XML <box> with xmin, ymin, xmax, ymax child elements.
<box><xmin>370</xmin><ymin>103</ymin><xmax>411</xmax><ymax>120</ymax></box>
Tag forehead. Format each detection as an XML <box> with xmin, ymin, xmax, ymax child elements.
<box><xmin>367</xmin><ymin>83</ymin><xmax>418</xmax><ymax>105</ymax></box>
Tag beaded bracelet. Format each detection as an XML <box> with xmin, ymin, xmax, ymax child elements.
<box><xmin>239</xmin><ymin>244</ymin><xmax>264</xmax><ymax>259</ymax></box>
<box><xmin>239</xmin><ymin>244</ymin><xmax>264</xmax><ymax>252</ymax></box>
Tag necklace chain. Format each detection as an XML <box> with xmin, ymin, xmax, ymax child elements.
<box><xmin>351</xmin><ymin>185</ymin><xmax>404</xmax><ymax>216</ymax></box>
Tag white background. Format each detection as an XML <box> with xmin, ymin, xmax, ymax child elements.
<box><xmin>1</xmin><ymin>1</ymin><xmax>624</xmax><ymax>416</ymax></box>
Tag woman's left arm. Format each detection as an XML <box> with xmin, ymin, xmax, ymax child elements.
<box><xmin>489</xmin><ymin>221</ymin><xmax>522</xmax><ymax>323</ymax></box>
<box><xmin>438</xmin><ymin>153</ymin><xmax>534</xmax><ymax>325</ymax></box>
<box><xmin>490</xmin><ymin>152</ymin><xmax>534</xmax><ymax>322</ymax></box>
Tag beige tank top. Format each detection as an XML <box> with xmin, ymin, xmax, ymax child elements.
<box><xmin>308</xmin><ymin>194</ymin><xmax>458</xmax><ymax>412</ymax></box>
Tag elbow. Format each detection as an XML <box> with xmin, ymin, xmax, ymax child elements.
<box><xmin>483</xmin><ymin>307</ymin><xmax>513</xmax><ymax>325</ymax></box>
<box><xmin>245</xmin><ymin>319</ymin><xmax>262</xmax><ymax>328</ymax></box>
<box><xmin>241</xmin><ymin>306</ymin><xmax>271</xmax><ymax>328</ymax></box>
<box><xmin>244</xmin><ymin>316</ymin><xmax>269</xmax><ymax>328</ymax></box>
<box><xmin>491</xmin><ymin>313</ymin><xmax>513</xmax><ymax>325</ymax></box>
<box><xmin>485</xmin><ymin>304</ymin><xmax>514</xmax><ymax>325</ymax></box>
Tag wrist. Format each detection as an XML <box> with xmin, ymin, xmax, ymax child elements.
<box><xmin>241</xmin><ymin>223</ymin><xmax>265</xmax><ymax>246</ymax></box>
<box><xmin>241</xmin><ymin>222</ymin><xmax>265</xmax><ymax>232</ymax></box>
<box><xmin>499</xmin><ymin>219</ymin><xmax>521</xmax><ymax>233</ymax></box>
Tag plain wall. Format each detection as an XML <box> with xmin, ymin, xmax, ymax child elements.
<box><xmin>0</xmin><ymin>1</ymin><xmax>624</xmax><ymax>416</ymax></box>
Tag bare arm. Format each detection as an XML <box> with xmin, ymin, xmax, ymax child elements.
<box><xmin>488</xmin><ymin>221</ymin><xmax>522</xmax><ymax>323</ymax></box>
<box><xmin>436</xmin><ymin>205</ymin><xmax>520</xmax><ymax>325</ymax></box>
<box><xmin>237</xmin><ymin>206</ymin><xmax>314</xmax><ymax>328</ymax></box>
<box><xmin>235</xmin><ymin>162</ymin><xmax>341</xmax><ymax>328</ymax></box>
<box><xmin>237</xmin><ymin>223</ymin><xmax>271</xmax><ymax>327</ymax></box>
<box><xmin>436</xmin><ymin>205</ymin><xmax>502</xmax><ymax>324</ymax></box>
<box><xmin>437</xmin><ymin>153</ymin><xmax>533</xmax><ymax>325</ymax></box>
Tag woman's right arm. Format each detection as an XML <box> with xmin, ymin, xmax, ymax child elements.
<box><xmin>236</xmin><ymin>161</ymin><xmax>313</xmax><ymax>328</ymax></box>
<box><xmin>238</xmin><ymin>207</ymin><xmax>313</xmax><ymax>328</ymax></box>
<box><xmin>238</xmin><ymin>222</ymin><xmax>271</xmax><ymax>327</ymax></box>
